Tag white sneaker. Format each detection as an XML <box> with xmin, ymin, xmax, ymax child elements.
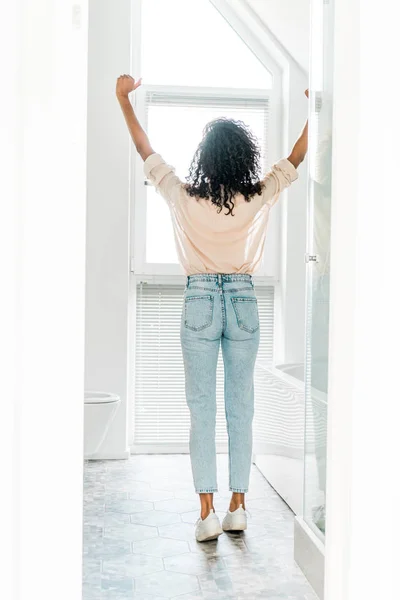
<box><xmin>222</xmin><ymin>504</ymin><xmax>247</xmax><ymax>532</ymax></box>
<box><xmin>195</xmin><ymin>509</ymin><xmax>223</xmax><ymax>542</ymax></box>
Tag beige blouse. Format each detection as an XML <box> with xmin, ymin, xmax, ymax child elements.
<box><xmin>144</xmin><ymin>153</ymin><xmax>298</xmax><ymax>275</ymax></box>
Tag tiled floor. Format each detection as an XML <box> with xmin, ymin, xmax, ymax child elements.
<box><xmin>83</xmin><ymin>455</ymin><xmax>318</xmax><ymax>600</ymax></box>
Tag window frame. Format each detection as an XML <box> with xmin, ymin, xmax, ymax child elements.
<box><xmin>130</xmin><ymin>0</ymin><xmax>284</xmax><ymax>279</ymax></box>
<box><xmin>132</xmin><ymin>84</ymin><xmax>280</xmax><ymax>276</ymax></box>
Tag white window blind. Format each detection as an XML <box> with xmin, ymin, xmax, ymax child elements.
<box><xmin>132</xmin><ymin>283</ymin><xmax>275</xmax><ymax>452</ymax></box>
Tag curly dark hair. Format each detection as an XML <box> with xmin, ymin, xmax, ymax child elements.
<box><xmin>186</xmin><ymin>118</ymin><xmax>264</xmax><ymax>216</ymax></box>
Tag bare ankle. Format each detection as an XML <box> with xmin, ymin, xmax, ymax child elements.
<box><xmin>200</xmin><ymin>507</ymin><xmax>214</xmax><ymax>520</ymax></box>
<box><xmin>199</xmin><ymin>492</ymin><xmax>214</xmax><ymax>520</ymax></box>
<box><xmin>229</xmin><ymin>492</ymin><xmax>245</xmax><ymax>511</ymax></box>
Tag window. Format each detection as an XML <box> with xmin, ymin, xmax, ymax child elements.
<box><xmin>132</xmin><ymin>0</ymin><xmax>280</xmax><ymax>276</ymax></box>
<box><xmin>145</xmin><ymin>92</ymin><xmax>270</xmax><ymax>265</ymax></box>
<box><xmin>132</xmin><ymin>283</ymin><xmax>275</xmax><ymax>451</ymax></box>
<box><xmin>141</xmin><ymin>0</ymin><xmax>272</xmax><ymax>89</ymax></box>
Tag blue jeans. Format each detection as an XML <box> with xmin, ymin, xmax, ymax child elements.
<box><xmin>180</xmin><ymin>274</ymin><xmax>260</xmax><ymax>494</ymax></box>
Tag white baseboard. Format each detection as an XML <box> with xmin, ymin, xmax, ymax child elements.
<box><xmin>85</xmin><ymin>448</ymin><xmax>130</xmax><ymax>461</ymax></box>
<box><xmin>294</xmin><ymin>516</ymin><xmax>325</xmax><ymax>599</ymax></box>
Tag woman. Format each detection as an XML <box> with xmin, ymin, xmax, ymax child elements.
<box><xmin>117</xmin><ymin>75</ymin><xmax>308</xmax><ymax>542</ymax></box>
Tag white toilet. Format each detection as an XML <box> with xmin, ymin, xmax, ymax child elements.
<box><xmin>84</xmin><ymin>391</ymin><xmax>120</xmax><ymax>459</ymax></box>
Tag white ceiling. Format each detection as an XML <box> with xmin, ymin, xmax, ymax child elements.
<box><xmin>246</xmin><ymin>0</ymin><xmax>310</xmax><ymax>72</ymax></box>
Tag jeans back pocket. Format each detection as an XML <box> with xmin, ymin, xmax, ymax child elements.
<box><xmin>184</xmin><ymin>295</ymin><xmax>214</xmax><ymax>331</ymax></box>
<box><xmin>231</xmin><ymin>297</ymin><xmax>259</xmax><ymax>333</ymax></box>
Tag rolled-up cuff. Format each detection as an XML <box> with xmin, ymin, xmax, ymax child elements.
<box><xmin>143</xmin><ymin>152</ymin><xmax>175</xmax><ymax>187</ymax></box>
<box><xmin>143</xmin><ymin>152</ymin><xmax>164</xmax><ymax>176</ymax></box>
<box><xmin>273</xmin><ymin>158</ymin><xmax>299</xmax><ymax>184</ymax></box>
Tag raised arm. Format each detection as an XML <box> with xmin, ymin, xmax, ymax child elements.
<box><xmin>116</xmin><ymin>75</ymin><xmax>155</xmax><ymax>161</ymax></box>
<box><xmin>287</xmin><ymin>89</ymin><xmax>309</xmax><ymax>169</ymax></box>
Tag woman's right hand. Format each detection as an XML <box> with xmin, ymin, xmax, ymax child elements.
<box><xmin>305</xmin><ymin>89</ymin><xmax>309</xmax><ymax>99</ymax></box>
<box><xmin>116</xmin><ymin>75</ymin><xmax>142</xmax><ymax>100</ymax></box>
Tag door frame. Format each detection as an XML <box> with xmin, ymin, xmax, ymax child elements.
<box><xmin>324</xmin><ymin>0</ymin><xmax>400</xmax><ymax>599</ymax></box>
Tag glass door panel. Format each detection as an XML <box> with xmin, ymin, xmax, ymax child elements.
<box><xmin>303</xmin><ymin>0</ymin><xmax>334</xmax><ymax>539</ymax></box>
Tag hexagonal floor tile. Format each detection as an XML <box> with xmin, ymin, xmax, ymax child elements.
<box><xmin>106</xmin><ymin>499</ymin><xmax>154</xmax><ymax>514</ymax></box>
<box><xmin>246</xmin><ymin>498</ymin><xmax>289</xmax><ymax>512</ymax></box>
<box><xmin>129</xmin><ymin>594</ymin><xmax>166</xmax><ymax>600</ymax></box>
<box><xmin>82</xmin><ymin>572</ymin><xmax>102</xmax><ymax>600</ymax></box>
<box><xmin>158</xmin><ymin>522</ymin><xmax>195</xmax><ymax>542</ymax></box>
<box><xmin>106</xmin><ymin>479</ymin><xmax>151</xmax><ymax>492</ymax></box>
<box><xmin>104</xmin><ymin>491</ymin><xmax>129</xmax><ymax>503</ymax></box>
<box><xmin>101</xmin><ymin>574</ymin><xmax>134</xmax><ymax>595</ymax></box>
<box><xmin>212</xmin><ymin>497</ymin><xmax>230</xmax><ymax>511</ymax></box>
<box><xmin>130</xmin><ymin>510</ymin><xmax>181</xmax><ymax>527</ymax></box>
<box><xmin>197</xmin><ymin>569</ymin><xmax>233</xmax><ymax>596</ymax></box>
<box><xmin>103</xmin><ymin>512</ymin><xmax>131</xmax><ymax>527</ymax></box>
<box><xmin>116</xmin><ymin>470</ymin><xmax>163</xmax><ymax>484</ymax></box>
<box><xmin>134</xmin><ymin>570</ymin><xmax>200</xmax><ymax>598</ymax></box>
<box><xmin>83</xmin><ymin>514</ymin><xmax>104</xmax><ymax>529</ymax></box>
<box><xmin>105</xmin><ymin>476</ymin><xmax>154</xmax><ymax>490</ymax></box>
<box><xmin>243</xmin><ymin>535</ymin><xmax>294</xmax><ymax>559</ymax></box>
<box><xmin>132</xmin><ymin>537</ymin><xmax>189</xmax><ymax>558</ymax></box>
<box><xmin>180</xmin><ymin>510</ymin><xmax>200</xmax><ymax>524</ymax></box>
<box><xmin>164</xmin><ymin>552</ymin><xmax>211</xmax><ymax>575</ymax></box>
<box><xmin>129</xmin><ymin>488</ymin><xmax>174</xmax><ymax>502</ymax></box>
<box><xmin>83</xmin><ymin>557</ymin><xmax>101</xmax><ymax>578</ymax></box>
<box><xmin>84</xmin><ymin>536</ymin><xmax>133</xmax><ymax>560</ymax></box>
<box><xmin>151</xmin><ymin>478</ymin><xmax>193</xmax><ymax>492</ymax></box>
<box><xmin>189</xmin><ymin>534</ymin><xmax>248</xmax><ymax>557</ymax></box>
<box><xmin>129</xmin><ymin>595</ymin><xmax>166</xmax><ymax>600</ymax></box>
<box><xmin>102</xmin><ymin>553</ymin><xmax>164</xmax><ymax>578</ymax></box>
<box><xmin>154</xmin><ymin>498</ymin><xmax>199</xmax><ymax>514</ymax></box>
<box><xmin>105</xmin><ymin>466</ymin><xmax>144</xmax><ymax>478</ymax></box>
<box><xmin>173</xmin><ymin>489</ymin><xmax>199</xmax><ymax>500</ymax></box>
<box><xmin>244</xmin><ymin>520</ymin><xmax>293</xmax><ymax>541</ymax></box>
<box><xmin>105</xmin><ymin>523</ymin><xmax>158</xmax><ymax>542</ymax></box>
<box><xmin>170</xmin><ymin>592</ymin><xmax>236</xmax><ymax>600</ymax></box>
<box><xmin>222</xmin><ymin>552</ymin><xmax>265</xmax><ymax>571</ymax></box>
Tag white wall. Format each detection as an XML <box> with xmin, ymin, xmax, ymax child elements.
<box><xmin>324</xmin><ymin>0</ymin><xmax>400</xmax><ymax>598</ymax></box>
<box><xmin>85</xmin><ymin>0</ymin><xmax>132</xmax><ymax>457</ymax></box>
<box><xmin>2</xmin><ymin>1</ymin><xmax>88</xmax><ymax>599</ymax></box>
<box><xmin>247</xmin><ymin>0</ymin><xmax>310</xmax><ymax>72</ymax></box>
<box><xmin>237</xmin><ymin>0</ymin><xmax>309</xmax><ymax>365</ymax></box>
<box><xmin>1</xmin><ymin>4</ymin><xmax>20</xmax><ymax>595</ymax></box>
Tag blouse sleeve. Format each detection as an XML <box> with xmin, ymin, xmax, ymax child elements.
<box><xmin>143</xmin><ymin>153</ymin><xmax>182</xmax><ymax>207</ymax></box>
<box><xmin>261</xmin><ymin>158</ymin><xmax>299</xmax><ymax>207</ymax></box>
